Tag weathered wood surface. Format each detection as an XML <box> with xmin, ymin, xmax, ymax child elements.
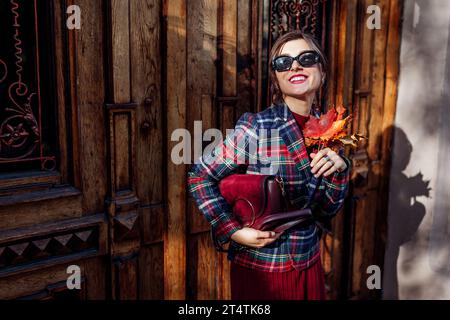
<box><xmin>164</xmin><ymin>0</ymin><xmax>187</xmax><ymax>300</ymax></box>
<box><xmin>0</xmin><ymin>0</ymin><xmax>402</xmax><ymax>300</ymax></box>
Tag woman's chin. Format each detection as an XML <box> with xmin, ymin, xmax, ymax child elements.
<box><xmin>284</xmin><ymin>91</ymin><xmax>313</xmax><ymax>100</ymax></box>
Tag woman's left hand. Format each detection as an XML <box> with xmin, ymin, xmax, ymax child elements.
<box><xmin>310</xmin><ymin>148</ymin><xmax>347</xmax><ymax>178</ymax></box>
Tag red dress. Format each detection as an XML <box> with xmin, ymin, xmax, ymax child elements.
<box><xmin>230</xmin><ymin>111</ymin><xmax>326</xmax><ymax>300</ymax></box>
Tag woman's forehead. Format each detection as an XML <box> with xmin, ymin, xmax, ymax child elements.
<box><xmin>279</xmin><ymin>39</ymin><xmax>311</xmax><ymax>56</ymax></box>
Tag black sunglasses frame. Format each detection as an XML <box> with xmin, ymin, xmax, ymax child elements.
<box><xmin>271</xmin><ymin>50</ymin><xmax>321</xmax><ymax>72</ymax></box>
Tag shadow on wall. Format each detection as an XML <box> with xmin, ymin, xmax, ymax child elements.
<box><xmin>382</xmin><ymin>0</ymin><xmax>450</xmax><ymax>299</ymax></box>
<box><xmin>383</xmin><ymin>126</ymin><xmax>431</xmax><ymax>300</ymax></box>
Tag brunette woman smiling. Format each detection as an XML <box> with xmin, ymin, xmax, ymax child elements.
<box><xmin>188</xmin><ymin>31</ymin><xmax>350</xmax><ymax>300</ymax></box>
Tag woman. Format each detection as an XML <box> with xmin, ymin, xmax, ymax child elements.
<box><xmin>188</xmin><ymin>31</ymin><xmax>350</xmax><ymax>300</ymax></box>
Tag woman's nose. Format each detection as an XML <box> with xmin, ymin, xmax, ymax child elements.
<box><xmin>291</xmin><ymin>60</ymin><xmax>303</xmax><ymax>70</ymax></box>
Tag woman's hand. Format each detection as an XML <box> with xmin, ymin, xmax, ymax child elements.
<box><xmin>310</xmin><ymin>148</ymin><xmax>347</xmax><ymax>178</ymax></box>
<box><xmin>231</xmin><ymin>227</ymin><xmax>282</xmax><ymax>249</ymax></box>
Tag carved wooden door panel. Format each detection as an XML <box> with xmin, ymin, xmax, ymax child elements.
<box><xmin>0</xmin><ymin>0</ymin><xmax>173</xmax><ymax>301</ymax></box>
<box><xmin>0</xmin><ymin>0</ymin><xmax>108</xmax><ymax>299</ymax></box>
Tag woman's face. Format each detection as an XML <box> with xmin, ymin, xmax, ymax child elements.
<box><xmin>275</xmin><ymin>39</ymin><xmax>323</xmax><ymax>100</ymax></box>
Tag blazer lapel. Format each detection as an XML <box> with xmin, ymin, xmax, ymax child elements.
<box><xmin>274</xmin><ymin>103</ymin><xmax>315</xmax><ymax>194</ymax></box>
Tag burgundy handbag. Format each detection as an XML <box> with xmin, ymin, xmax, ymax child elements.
<box><xmin>217</xmin><ymin>174</ymin><xmax>313</xmax><ymax>246</ymax></box>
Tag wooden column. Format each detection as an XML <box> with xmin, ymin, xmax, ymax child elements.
<box><xmin>109</xmin><ymin>0</ymin><xmax>131</xmax><ymax>103</ymax></box>
<box><xmin>164</xmin><ymin>0</ymin><xmax>187</xmax><ymax>300</ymax></box>
<box><xmin>130</xmin><ymin>0</ymin><xmax>165</xmax><ymax>300</ymax></box>
<box><xmin>217</xmin><ymin>0</ymin><xmax>237</xmax><ymax>300</ymax></box>
<box><xmin>376</xmin><ymin>0</ymin><xmax>403</xmax><ymax>295</ymax></box>
<box><xmin>185</xmin><ymin>0</ymin><xmax>220</xmax><ymax>300</ymax></box>
<box><xmin>106</xmin><ymin>0</ymin><xmax>141</xmax><ymax>300</ymax></box>
<box><xmin>331</xmin><ymin>0</ymin><xmax>359</xmax><ymax>299</ymax></box>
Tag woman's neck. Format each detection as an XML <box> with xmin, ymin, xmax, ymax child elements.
<box><xmin>283</xmin><ymin>95</ymin><xmax>314</xmax><ymax>116</ymax></box>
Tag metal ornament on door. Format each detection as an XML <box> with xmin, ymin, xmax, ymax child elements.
<box><xmin>0</xmin><ymin>0</ymin><xmax>56</xmax><ymax>171</ymax></box>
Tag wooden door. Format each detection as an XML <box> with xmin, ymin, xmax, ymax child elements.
<box><xmin>0</xmin><ymin>0</ymin><xmax>165</xmax><ymax>300</ymax></box>
<box><xmin>0</xmin><ymin>0</ymin><xmax>108</xmax><ymax>299</ymax></box>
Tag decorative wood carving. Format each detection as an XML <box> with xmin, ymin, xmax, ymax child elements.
<box><xmin>0</xmin><ymin>214</ymin><xmax>107</xmax><ymax>279</ymax></box>
<box><xmin>0</xmin><ymin>228</ymin><xmax>98</xmax><ymax>270</ymax></box>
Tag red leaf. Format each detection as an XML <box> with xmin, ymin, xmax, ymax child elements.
<box><xmin>303</xmin><ymin>106</ymin><xmax>351</xmax><ymax>147</ymax></box>
<box><xmin>303</xmin><ymin>107</ymin><xmax>339</xmax><ymax>138</ymax></box>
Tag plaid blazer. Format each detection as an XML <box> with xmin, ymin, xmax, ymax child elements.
<box><xmin>188</xmin><ymin>102</ymin><xmax>350</xmax><ymax>272</ymax></box>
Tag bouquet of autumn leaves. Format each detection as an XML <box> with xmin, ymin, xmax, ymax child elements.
<box><xmin>303</xmin><ymin>105</ymin><xmax>365</xmax><ymax>151</ymax></box>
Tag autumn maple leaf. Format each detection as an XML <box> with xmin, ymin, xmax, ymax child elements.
<box><xmin>303</xmin><ymin>106</ymin><xmax>365</xmax><ymax>149</ymax></box>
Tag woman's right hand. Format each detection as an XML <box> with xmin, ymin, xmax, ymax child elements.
<box><xmin>231</xmin><ymin>227</ymin><xmax>282</xmax><ymax>249</ymax></box>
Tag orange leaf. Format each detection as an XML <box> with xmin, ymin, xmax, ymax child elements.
<box><xmin>303</xmin><ymin>106</ymin><xmax>349</xmax><ymax>140</ymax></box>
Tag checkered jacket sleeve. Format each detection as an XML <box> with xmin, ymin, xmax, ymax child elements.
<box><xmin>187</xmin><ymin>112</ymin><xmax>257</xmax><ymax>246</ymax></box>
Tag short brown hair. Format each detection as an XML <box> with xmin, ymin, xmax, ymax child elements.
<box><xmin>269</xmin><ymin>31</ymin><xmax>328</xmax><ymax>105</ymax></box>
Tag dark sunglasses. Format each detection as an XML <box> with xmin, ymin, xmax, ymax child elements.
<box><xmin>271</xmin><ymin>50</ymin><xmax>321</xmax><ymax>72</ymax></box>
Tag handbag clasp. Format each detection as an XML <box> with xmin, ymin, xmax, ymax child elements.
<box><xmin>275</xmin><ymin>176</ymin><xmax>286</xmax><ymax>197</ymax></box>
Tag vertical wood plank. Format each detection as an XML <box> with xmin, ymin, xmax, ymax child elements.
<box><xmin>325</xmin><ymin>0</ymin><xmax>339</xmax><ymax>107</ymax></box>
<box><xmin>109</xmin><ymin>0</ymin><xmax>131</xmax><ymax>103</ymax></box>
<box><xmin>376</xmin><ymin>0</ymin><xmax>403</xmax><ymax>293</ymax></box>
<box><xmin>83</xmin><ymin>257</ymin><xmax>107</xmax><ymax>299</ymax></box>
<box><xmin>321</xmin><ymin>0</ymin><xmax>343</xmax><ymax>299</ymax></box>
<box><xmin>349</xmin><ymin>0</ymin><xmax>374</xmax><ymax>296</ymax></box>
<box><xmin>141</xmin><ymin>206</ymin><xmax>165</xmax><ymax>245</ymax></box>
<box><xmin>53</xmin><ymin>0</ymin><xmax>69</xmax><ymax>183</ymax></box>
<box><xmin>113</xmin><ymin>113</ymin><xmax>132</xmax><ymax>191</ymax></box>
<box><xmin>164</xmin><ymin>0</ymin><xmax>187</xmax><ymax>300</ymax></box>
<box><xmin>75</xmin><ymin>0</ymin><xmax>107</xmax><ymax>213</ymax></box>
<box><xmin>335</xmin><ymin>0</ymin><xmax>358</xmax><ymax>299</ymax></box>
<box><xmin>217</xmin><ymin>0</ymin><xmax>237</xmax><ymax>300</ymax></box>
<box><xmin>236</xmin><ymin>0</ymin><xmax>256</xmax><ymax>117</ymax></box>
<box><xmin>336</xmin><ymin>0</ymin><xmax>358</xmax><ymax>108</ymax></box>
<box><xmin>130</xmin><ymin>0</ymin><xmax>164</xmax><ymax>205</ymax></box>
<box><xmin>187</xmin><ymin>0</ymin><xmax>218</xmax><ymax>145</ymax></box>
<box><xmin>367</xmin><ymin>0</ymin><xmax>389</xmax><ymax>163</ymax></box>
<box><xmin>139</xmin><ymin>244</ymin><xmax>165</xmax><ymax>299</ymax></box>
<box><xmin>115</xmin><ymin>256</ymin><xmax>138</xmax><ymax>299</ymax></box>
<box><xmin>187</xmin><ymin>233</ymin><xmax>218</xmax><ymax>300</ymax></box>
<box><xmin>221</xmin><ymin>0</ymin><xmax>237</xmax><ymax>98</ymax></box>
<box><xmin>381</xmin><ymin>0</ymin><xmax>401</xmax><ymax>158</ymax></box>
<box><xmin>255</xmin><ymin>0</ymin><xmax>265</xmax><ymax>111</ymax></box>
<box><xmin>66</xmin><ymin>0</ymin><xmax>82</xmax><ymax>190</ymax></box>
